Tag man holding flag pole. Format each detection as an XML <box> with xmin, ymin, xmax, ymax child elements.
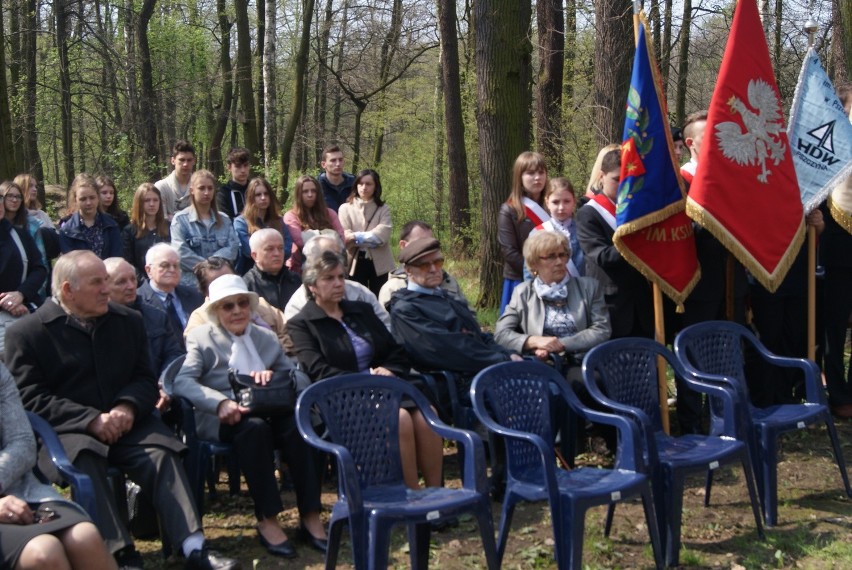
<box><xmin>785</xmin><ymin>27</ymin><xmax>852</xmax><ymax>415</ymax></box>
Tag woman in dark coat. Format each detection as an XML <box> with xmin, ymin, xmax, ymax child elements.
<box><xmin>0</xmin><ymin>187</ymin><xmax>47</xmax><ymax>354</ymax></box>
<box><xmin>121</xmin><ymin>183</ymin><xmax>170</xmax><ymax>283</ymax></box>
<box><xmin>287</xmin><ymin>250</ymin><xmax>443</xmax><ymax>489</ymax></box>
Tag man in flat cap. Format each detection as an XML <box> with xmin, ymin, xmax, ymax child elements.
<box><xmin>388</xmin><ymin>238</ymin><xmax>521</xmax><ymax>398</ymax></box>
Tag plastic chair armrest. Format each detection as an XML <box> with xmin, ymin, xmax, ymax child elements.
<box><xmin>26</xmin><ymin>412</ymin><xmax>98</xmax><ymax>519</ymax></box>
<box><xmin>676</xmin><ymin>373</ymin><xmax>740</xmax><ymax>437</ymax></box>
<box><xmin>556</xmin><ymin>384</ymin><xmax>645</xmax><ymax>472</ymax></box>
<box><xmin>414</xmin><ymin>391</ymin><xmax>489</xmax><ymax>492</ymax></box>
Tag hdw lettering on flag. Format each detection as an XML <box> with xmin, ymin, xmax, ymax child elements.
<box><xmin>787</xmin><ymin>47</ymin><xmax>852</xmax><ymax>214</ymax></box>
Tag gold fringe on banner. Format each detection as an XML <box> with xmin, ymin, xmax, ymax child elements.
<box><xmin>685</xmin><ymin>197</ymin><xmax>805</xmax><ymax>293</ymax></box>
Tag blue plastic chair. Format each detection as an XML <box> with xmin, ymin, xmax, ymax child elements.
<box><xmin>27</xmin><ymin>411</ymin><xmax>99</xmax><ymax>523</ymax></box>
<box><xmin>470</xmin><ymin>361</ymin><xmax>664</xmax><ymax>570</ymax></box>
<box><xmin>582</xmin><ymin>338</ymin><xmax>764</xmax><ymax>567</ymax></box>
<box><xmin>161</xmin><ymin>355</ymin><xmax>240</xmax><ymax>513</ymax></box>
<box><xmin>674</xmin><ymin>321</ymin><xmax>852</xmax><ymax>526</ymax></box>
<box><xmin>295</xmin><ymin>374</ymin><xmax>498</xmax><ymax>570</ymax></box>
<box><xmin>175</xmin><ymin>397</ymin><xmax>240</xmax><ymax>513</ymax></box>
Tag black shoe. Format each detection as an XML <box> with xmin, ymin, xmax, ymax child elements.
<box><xmin>185</xmin><ymin>547</ymin><xmax>241</xmax><ymax>570</ymax></box>
<box><xmin>258</xmin><ymin>533</ymin><xmax>298</xmax><ymax>558</ymax></box>
<box><xmin>115</xmin><ymin>546</ymin><xmax>145</xmax><ymax>570</ymax></box>
<box><xmin>298</xmin><ymin>525</ymin><xmax>329</xmax><ymax>553</ymax></box>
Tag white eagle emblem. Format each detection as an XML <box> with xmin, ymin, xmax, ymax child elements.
<box><xmin>715</xmin><ymin>79</ymin><xmax>787</xmax><ymax>184</ymax></box>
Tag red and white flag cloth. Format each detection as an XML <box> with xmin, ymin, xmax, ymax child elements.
<box><xmin>685</xmin><ymin>0</ymin><xmax>804</xmax><ymax>292</ymax></box>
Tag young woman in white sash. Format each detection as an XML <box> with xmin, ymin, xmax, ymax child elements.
<box><xmin>497</xmin><ymin>151</ymin><xmax>550</xmax><ymax>314</ymax></box>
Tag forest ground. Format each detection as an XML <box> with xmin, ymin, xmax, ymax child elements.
<box><xmin>133</xmin><ymin>414</ymin><xmax>852</xmax><ymax>570</ymax></box>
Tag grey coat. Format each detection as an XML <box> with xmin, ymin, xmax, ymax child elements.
<box><xmin>0</xmin><ymin>364</ymin><xmax>70</xmax><ymax>504</ymax></box>
<box><xmin>494</xmin><ymin>277</ymin><xmax>611</xmax><ymax>357</ymax></box>
<box><xmin>171</xmin><ymin>323</ymin><xmax>298</xmax><ymax>441</ymax></box>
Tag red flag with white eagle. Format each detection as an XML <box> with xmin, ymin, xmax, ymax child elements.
<box><xmin>685</xmin><ymin>0</ymin><xmax>804</xmax><ymax>292</ymax></box>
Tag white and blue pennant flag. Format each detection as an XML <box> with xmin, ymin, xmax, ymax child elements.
<box><xmin>787</xmin><ymin>47</ymin><xmax>852</xmax><ymax>214</ymax></box>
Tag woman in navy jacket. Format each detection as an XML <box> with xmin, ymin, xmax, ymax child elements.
<box><xmin>58</xmin><ymin>173</ymin><xmax>121</xmax><ymax>259</ymax></box>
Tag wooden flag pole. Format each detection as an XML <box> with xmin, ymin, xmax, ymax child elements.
<box><xmin>653</xmin><ymin>283</ymin><xmax>671</xmax><ymax>434</ymax></box>
<box><xmin>807</xmin><ymin>226</ymin><xmax>816</xmax><ymax>360</ymax></box>
<box><xmin>631</xmin><ymin>2</ymin><xmax>670</xmax><ymax>433</ymax></box>
<box><xmin>805</xmin><ymin>15</ymin><xmax>818</xmax><ymax>361</ymax></box>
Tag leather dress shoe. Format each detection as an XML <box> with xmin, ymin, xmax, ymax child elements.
<box><xmin>258</xmin><ymin>532</ymin><xmax>298</xmax><ymax>558</ymax></box>
<box><xmin>184</xmin><ymin>548</ymin><xmax>241</xmax><ymax>570</ymax></box>
<box><xmin>298</xmin><ymin>525</ymin><xmax>329</xmax><ymax>553</ymax></box>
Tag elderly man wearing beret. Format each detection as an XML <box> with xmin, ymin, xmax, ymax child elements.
<box><xmin>388</xmin><ymin>238</ymin><xmax>522</xmax><ymax>401</ymax></box>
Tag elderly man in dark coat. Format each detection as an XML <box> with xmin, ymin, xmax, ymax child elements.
<box><xmin>242</xmin><ymin>228</ymin><xmax>301</xmax><ymax>310</ymax></box>
<box><xmin>4</xmin><ymin>251</ymin><xmax>239</xmax><ymax>570</ymax></box>
<box><xmin>388</xmin><ymin>238</ymin><xmax>522</xmax><ymax>390</ymax></box>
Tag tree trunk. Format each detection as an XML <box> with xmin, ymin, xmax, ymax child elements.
<box><xmin>262</xmin><ymin>0</ymin><xmax>277</xmax><ymax>170</ymax></box>
<box><xmin>773</xmin><ymin>0</ymin><xmax>782</xmax><ymax>72</ymax></box>
<box><xmin>331</xmin><ymin>1</ymin><xmax>349</xmax><ymax>137</ymax></box>
<box><xmin>564</xmin><ymin>0</ymin><xmax>576</xmax><ymax>106</ymax></box>
<box><xmin>0</xmin><ymin>4</ymin><xmax>18</xmax><ymax>179</ymax></box>
<box><xmin>674</xmin><ymin>0</ymin><xmax>692</xmax><ymax>127</ymax></box>
<box><xmin>833</xmin><ymin>0</ymin><xmax>852</xmax><ymax>82</ymax></box>
<box><xmin>474</xmin><ymin>0</ymin><xmax>532</xmax><ymax>308</ymax></box>
<box><xmin>21</xmin><ymin>0</ymin><xmax>44</xmax><ymax>180</ymax></box>
<box><xmin>138</xmin><ymin>0</ymin><xmax>159</xmax><ymax>179</ymax></box>
<box><xmin>371</xmin><ymin>0</ymin><xmax>403</xmax><ymax>166</ymax></box>
<box><xmin>124</xmin><ymin>0</ymin><xmax>139</xmax><ymax>140</ymax></box>
<box><xmin>55</xmin><ymin>0</ymin><xmax>75</xmax><ymax>185</ymax></box>
<box><xmin>661</xmin><ymin>0</ymin><xmax>672</xmax><ymax>88</ymax></box>
<box><xmin>256</xmin><ymin>0</ymin><xmax>265</xmax><ymax>165</ymax></box>
<box><xmin>437</xmin><ymin>0</ymin><xmax>470</xmax><ymax>246</ymax></box>
<box><xmin>433</xmin><ymin>56</ymin><xmax>445</xmax><ymax>232</ymax></box>
<box><xmin>536</xmin><ymin>0</ymin><xmax>565</xmax><ymax>173</ymax></box>
<box><xmin>649</xmin><ymin>0</ymin><xmax>661</xmax><ymax>67</ymax></box>
<box><xmin>593</xmin><ymin>0</ymin><xmax>633</xmax><ymax>148</ymax></box>
<box><xmin>234</xmin><ymin>0</ymin><xmax>260</xmax><ymax>158</ymax></box>
<box><xmin>314</xmin><ymin>0</ymin><xmax>334</xmax><ymax>163</ymax></box>
<box><xmin>9</xmin><ymin>0</ymin><xmax>22</xmax><ymax>171</ymax></box>
<box><xmin>279</xmin><ymin>0</ymin><xmax>316</xmax><ymax>194</ymax></box>
<box><xmin>351</xmin><ymin>101</ymin><xmax>367</xmax><ymax>173</ymax></box>
<box><xmin>209</xmin><ymin>0</ymin><xmax>234</xmax><ymax>177</ymax></box>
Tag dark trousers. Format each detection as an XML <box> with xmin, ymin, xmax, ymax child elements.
<box><xmin>75</xmin><ymin>444</ymin><xmax>201</xmax><ymax>555</ymax></box>
<box><xmin>219</xmin><ymin>415</ymin><xmax>321</xmax><ymax>520</ymax></box>
<box><xmin>351</xmin><ymin>255</ymin><xmax>388</xmax><ymax>298</ymax></box>
<box><xmin>823</xmin><ymin>266</ymin><xmax>852</xmax><ymax>406</ymax></box>
<box><xmin>750</xmin><ymin>291</ymin><xmax>808</xmax><ymax>406</ymax></box>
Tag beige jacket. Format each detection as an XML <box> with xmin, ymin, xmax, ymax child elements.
<box><xmin>338</xmin><ymin>199</ymin><xmax>394</xmax><ymax>276</ymax></box>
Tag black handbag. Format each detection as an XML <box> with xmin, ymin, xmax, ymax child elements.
<box><xmin>227</xmin><ymin>369</ymin><xmax>300</xmax><ymax>416</ymax></box>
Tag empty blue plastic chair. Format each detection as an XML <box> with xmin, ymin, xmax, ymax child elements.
<box><xmin>470</xmin><ymin>361</ymin><xmax>663</xmax><ymax>570</ymax></box>
<box><xmin>674</xmin><ymin>320</ymin><xmax>852</xmax><ymax>526</ymax></box>
<box><xmin>582</xmin><ymin>338</ymin><xmax>764</xmax><ymax>566</ymax></box>
<box><xmin>295</xmin><ymin>373</ymin><xmax>498</xmax><ymax>570</ymax></box>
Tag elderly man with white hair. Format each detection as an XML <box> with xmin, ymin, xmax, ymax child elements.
<box><xmin>283</xmin><ymin>234</ymin><xmax>391</xmax><ymax>329</ymax></box>
<box><xmin>242</xmin><ymin>228</ymin><xmax>302</xmax><ymax>311</ymax></box>
<box><xmin>5</xmin><ymin>251</ymin><xmax>240</xmax><ymax>570</ymax></box>
<box><xmin>137</xmin><ymin>242</ymin><xmax>204</xmax><ymax>345</ymax></box>
<box><xmin>105</xmin><ymin>257</ymin><xmax>184</xmax><ymax>380</ymax></box>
